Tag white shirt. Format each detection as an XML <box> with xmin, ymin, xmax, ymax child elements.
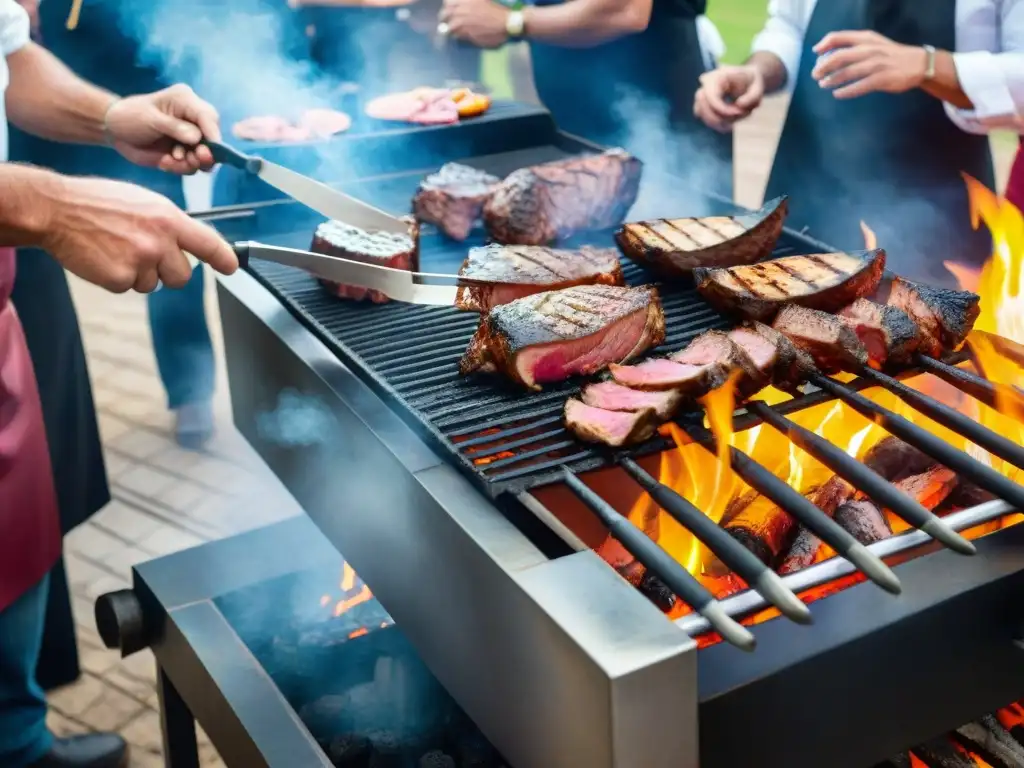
<box><xmin>751</xmin><ymin>0</ymin><xmax>1024</xmax><ymax>134</ymax></box>
<box><xmin>0</xmin><ymin>0</ymin><xmax>29</xmax><ymax>162</ymax></box>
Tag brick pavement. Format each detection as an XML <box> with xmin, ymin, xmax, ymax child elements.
<box><xmin>47</xmin><ymin>96</ymin><xmax>1017</xmax><ymax>767</ymax></box>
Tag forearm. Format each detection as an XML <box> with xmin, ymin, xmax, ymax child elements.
<box><xmin>922</xmin><ymin>50</ymin><xmax>974</xmax><ymax>110</ymax></box>
<box><xmin>5</xmin><ymin>43</ymin><xmax>117</xmax><ymax>144</ymax></box>
<box><xmin>745</xmin><ymin>50</ymin><xmax>788</xmax><ymax>94</ymax></box>
<box><xmin>522</xmin><ymin>0</ymin><xmax>649</xmax><ymax>47</ymax></box>
<box><xmin>0</xmin><ymin>163</ymin><xmax>63</xmax><ymax>248</ymax></box>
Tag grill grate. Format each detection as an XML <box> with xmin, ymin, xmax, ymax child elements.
<box><xmin>246</xmin><ymin>229</ymin><xmax>824</xmax><ymax>497</ymax></box>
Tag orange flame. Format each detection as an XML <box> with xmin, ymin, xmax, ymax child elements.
<box><xmin>860</xmin><ymin>220</ymin><xmax>878</xmax><ymax>250</ymax></box>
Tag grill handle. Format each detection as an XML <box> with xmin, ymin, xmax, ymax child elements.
<box><xmin>232</xmin><ymin>242</ymin><xmax>251</xmax><ymax>270</ymax></box>
<box><xmin>95</xmin><ymin>589</ymin><xmax>150</xmax><ymax>658</ymax></box>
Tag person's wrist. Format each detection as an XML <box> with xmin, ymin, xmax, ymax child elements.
<box><xmin>505</xmin><ymin>7</ymin><xmax>525</xmax><ymax>39</ymax></box>
<box><xmin>1</xmin><ymin>165</ymin><xmax>64</xmax><ymax>249</ymax></box>
<box><xmin>101</xmin><ymin>95</ymin><xmax>123</xmax><ymax>147</ymax></box>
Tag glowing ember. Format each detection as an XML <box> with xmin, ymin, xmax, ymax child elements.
<box><xmin>320</xmin><ymin>561</ymin><xmax>382</xmax><ymax>634</ymax></box>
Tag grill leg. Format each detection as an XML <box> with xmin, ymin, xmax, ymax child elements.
<box><xmin>157</xmin><ymin>666</ymin><xmax>200</xmax><ymax>768</ymax></box>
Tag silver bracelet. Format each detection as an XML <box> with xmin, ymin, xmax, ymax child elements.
<box><xmin>101</xmin><ymin>97</ymin><xmax>122</xmax><ymax>146</ymax></box>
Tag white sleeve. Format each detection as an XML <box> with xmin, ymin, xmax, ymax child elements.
<box><xmin>750</xmin><ymin>0</ymin><xmax>808</xmax><ymax>94</ymax></box>
<box><xmin>0</xmin><ymin>0</ymin><xmax>29</xmax><ymax>57</ymax></box>
<box><xmin>945</xmin><ymin>0</ymin><xmax>1024</xmax><ymax>134</ymax></box>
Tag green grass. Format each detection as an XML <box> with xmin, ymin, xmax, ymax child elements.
<box><xmin>707</xmin><ymin>0</ymin><xmax>770</xmax><ymax>65</ymax></box>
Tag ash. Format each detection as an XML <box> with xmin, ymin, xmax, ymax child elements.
<box><xmin>216</xmin><ymin>568</ymin><xmax>509</xmax><ymax>768</ymax></box>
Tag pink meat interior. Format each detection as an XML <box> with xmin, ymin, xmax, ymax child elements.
<box><xmin>728</xmin><ymin>327</ymin><xmax>777</xmax><ymax>371</ymax></box>
<box><xmin>583</xmin><ymin>381</ymin><xmax>673</xmax><ymax>413</ymax></box>
<box><xmin>611</xmin><ymin>358</ymin><xmax>705</xmax><ymax>388</ymax></box>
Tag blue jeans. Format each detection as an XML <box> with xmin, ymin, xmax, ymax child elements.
<box><xmin>0</xmin><ymin>575</ymin><xmax>53</xmax><ymax>767</ymax></box>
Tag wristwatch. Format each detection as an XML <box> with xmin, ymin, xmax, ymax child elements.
<box><xmin>922</xmin><ymin>44</ymin><xmax>937</xmax><ymax>81</ymax></box>
<box><xmin>506</xmin><ymin>9</ymin><xmax>525</xmax><ymax>39</ymax></box>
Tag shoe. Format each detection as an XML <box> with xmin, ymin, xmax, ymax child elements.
<box><xmin>29</xmin><ymin>734</ymin><xmax>128</xmax><ymax>768</ymax></box>
<box><xmin>175</xmin><ymin>400</ymin><xmax>215</xmax><ymax>450</ymax></box>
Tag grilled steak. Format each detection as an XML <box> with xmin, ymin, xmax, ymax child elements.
<box><xmin>861</xmin><ymin>436</ymin><xmax>935</xmax><ymax>482</ymax></box>
<box><xmin>726</xmin><ymin>327</ymin><xmax>778</xmax><ymax>395</ymax></box>
<box><xmin>412</xmin><ymin>163</ymin><xmax>501</xmax><ymax>242</ymax></box>
<box><xmin>694</xmin><ymin>249</ymin><xmax>887</xmax><ymax>321</ymax></box>
<box><xmin>749</xmin><ymin>321</ymin><xmax>816</xmax><ymax>393</ymax></box>
<box><xmin>615</xmin><ymin>195</ymin><xmax>788</xmax><ymax>276</ymax></box>
<box><xmin>483</xmin><ymin>149</ymin><xmax>642</xmax><ymax>245</ymax></box>
<box><xmin>839</xmin><ymin>298</ymin><xmax>921</xmax><ymax>367</ymax></box>
<box><xmin>459</xmin><ymin>285</ymin><xmax>665</xmax><ymax>390</ymax></box>
<box><xmin>835</xmin><ymin>500</ymin><xmax>892</xmax><ymax>545</ymax></box>
<box><xmin>777</xmin><ymin>477</ymin><xmax>856</xmax><ymax>574</ymax></box>
<box><xmin>313</xmin><ymin>219</ymin><xmax>419</xmax><ymax>304</ymax></box>
<box><xmin>580</xmin><ymin>380</ymin><xmax>682</xmax><ymax>420</ymax></box>
<box><xmin>668</xmin><ymin>329</ymin><xmax>765</xmax><ymax>399</ymax></box>
<box><xmin>564</xmin><ymin>399</ymin><xmax>658</xmax><ymax>447</ymax></box>
<box><xmin>887</xmin><ymin>277</ymin><xmax>980</xmax><ymax>357</ymax></box>
<box><xmin>772</xmin><ymin>305</ymin><xmax>869</xmax><ymax>373</ymax></box>
<box><xmin>454</xmin><ymin>245</ymin><xmax>624</xmax><ymax>313</ymax></box>
<box><xmin>609</xmin><ymin>358</ymin><xmax>728</xmax><ymax>394</ymax></box>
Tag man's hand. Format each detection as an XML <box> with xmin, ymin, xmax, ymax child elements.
<box><xmin>693</xmin><ymin>65</ymin><xmax>765</xmax><ymax>133</ymax></box>
<box><xmin>440</xmin><ymin>0</ymin><xmax>509</xmax><ymax>49</ymax></box>
<box><xmin>40</xmin><ymin>176</ymin><xmax>238</xmax><ymax>294</ymax></box>
<box><xmin>812</xmin><ymin>30</ymin><xmax>928</xmax><ymax>99</ymax></box>
<box><xmin>104</xmin><ymin>84</ymin><xmax>222</xmax><ymax>175</ymax></box>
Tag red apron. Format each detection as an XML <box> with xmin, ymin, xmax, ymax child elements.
<box><xmin>1007</xmin><ymin>139</ymin><xmax>1024</xmax><ymax>211</ymax></box>
<box><xmin>0</xmin><ymin>247</ymin><xmax>60</xmax><ymax>612</ymax></box>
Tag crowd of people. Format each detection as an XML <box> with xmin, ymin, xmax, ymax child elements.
<box><xmin>0</xmin><ymin>0</ymin><xmax>1019</xmax><ymax>766</ymax></box>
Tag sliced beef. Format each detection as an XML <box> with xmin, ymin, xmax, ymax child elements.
<box><xmin>839</xmin><ymin>298</ymin><xmax>922</xmax><ymax>367</ymax></box>
<box><xmin>616</xmin><ymin>195</ymin><xmax>788</xmax><ymax>276</ymax></box>
<box><xmin>772</xmin><ymin>304</ymin><xmax>869</xmax><ymax>373</ymax></box>
<box><xmin>483</xmin><ymin>149</ymin><xmax>642</xmax><ymax>245</ymax></box>
<box><xmin>459</xmin><ymin>285</ymin><xmax>665</xmax><ymax>390</ymax></box>
<box><xmin>861</xmin><ymin>436</ymin><xmax>935</xmax><ymax>482</ymax></box>
<box><xmin>580</xmin><ymin>380</ymin><xmax>683</xmax><ymax>420</ymax></box>
<box><xmin>694</xmin><ymin>248</ymin><xmax>887</xmax><ymax>321</ymax></box>
<box><xmin>671</xmin><ymin>330</ymin><xmax>766</xmax><ymax>398</ymax></box>
<box><xmin>608</xmin><ymin>358</ymin><xmax>728</xmax><ymax>394</ymax></box>
<box><xmin>313</xmin><ymin>219</ymin><xmax>419</xmax><ymax>304</ymax></box>
<box><xmin>412</xmin><ymin>163</ymin><xmax>501</xmax><ymax>242</ymax></box>
<box><xmin>726</xmin><ymin>327</ymin><xmax>778</xmax><ymax>396</ymax></box>
<box><xmin>835</xmin><ymin>500</ymin><xmax>893</xmax><ymax>545</ymax></box>
<box><xmin>887</xmin><ymin>277</ymin><xmax>980</xmax><ymax>357</ymax></box>
<box><xmin>564</xmin><ymin>399</ymin><xmax>658</xmax><ymax>447</ymax></box>
<box><xmin>749</xmin><ymin>321</ymin><xmax>816</xmax><ymax>393</ymax></box>
<box><xmin>454</xmin><ymin>245</ymin><xmax>625</xmax><ymax>312</ymax></box>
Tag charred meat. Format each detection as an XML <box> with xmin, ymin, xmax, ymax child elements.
<box><xmin>564</xmin><ymin>399</ymin><xmax>658</xmax><ymax>447</ymax></box>
<box><xmin>748</xmin><ymin>321</ymin><xmax>816</xmax><ymax>393</ymax></box>
<box><xmin>777</xmin><ymin>477</ymin><xmax>855</xmax><ymax>574</ymax></box>
<box><xmin>726</xmin><ymin>327</ymin><xmax>778</xmax><ymax>396</ymax></box>
<box><xmin>839</xmin><ymin>298</ymin><xmax>922</xmax><ymax>367</ymax></box>
<box><xmin>615</xmin><ymin>196</ymin><xmax>789</xmax><ymax>276</ymax></box>
<box><xmin>412</xmin><ymin>163</ymin><xmax>500</xmax><ymax>242</ymax></box>
<box><xmin>835</xmin><ymin>500</ymin><xmax>892</xmax><ymax>545</ymax></box>
<box><xmin>670</xmin><ymin>329</ymin><xmax>766</xmax><ymax>398</ymax></box>
<box><xmin>455</xmin><ymin>245</ymin><xmax>624</xmax><ymax>313</ymax></box>
<box><xmin>483</xmin><ymin>149</ymin><xmax>642</xmax><ymax>245</ymax></box>
<box><xmin>312</xmin><ymin>219</ymin><xmax>419</xmax><ymax>304</ymax></box>
<box><xmin>580</xmin><ymin>380</ymin><xmax>683</xmax><ymax>420</ymax></box>
<box><xmin>772</xmin><ymin>305</ymin><xmax>869</xmax><ymax>373</ymax></box>
<box><xmin>888</xmin><ymin>277</ymin><xmax>980</xmax><ymax>357</ymax></box>
<box><xmin>694</xmin><ymin>249</ymin><xmax>887</xmax><ymax>321</ymax></box>
<box><xmin>608</xmin><ymin>358</ymin><xmax>729</xmax><ymax>394</ymax></box>
<box><xmin>459</xmin><ymin>285</ymin><xmax>665</xmax><ymax>390</ymax></box>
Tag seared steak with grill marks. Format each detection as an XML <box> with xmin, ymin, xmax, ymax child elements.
<box><xmin>459</xmin><ymin>285</ymin><xmax>665</xmax><ymax>390</ymax></box>
<box><xmin>412</xmin><ymin>163</ymin><xmax>500</xmax><ymax>241</ymax></box>
<box><xmin>564</xmin><ymin>399</ymin><xmax>658</xmax><ymax>447</ymax></box>
<box><xmin>839</xmin><ymin>298</ymin><xmax>921</xmax><ymax>367</ymax></box>
<box><xmin>772</xmin><ymin>305</ymin><xmax>868</xmax><ymax>373</ymax></box>
<box><xmin>748</xmin><ymin>321</ymin><xmax>816</xmax><ymax>393</ymax></box>
<box><xmin>581</xmin><ymin>381</ymin><xmax>682</xmax><ymax>420</ymax></box>
<box><xmin>312</xmin><ymin>219</ymin><xmax>419</xmax><ymax>304</ymax></box>
<box><xmin>609</xmin><ymin>358</ymin><xmax>728</xmax><ymax>394</ymax></box>
<box><xmin>483</xmin><ymin>149</ymin><xmax>642</xmax><ymax>245</ymax></box>
<box><xmin>671</xmin><ymin>330</ymin><xmax>766</xmax><ymax>398</ymax></box>
<box><xmin>455</xmin><ymin>245</ymin><xmax>624</xmax><ymax>312</ymax></box>
<box><xmin>887</xmin><ymin>277</ymin><xmax>980</xmax><ymax>357</ymax></box>
<box><xmin>694</xmin><ymin>249</ymin><xmax>886</xmax><ymax>321</ymax></box>
<box><xmin>615</xmin><ymin>196</ymin><xmax>788</xmax><ymax>276</ymax></box>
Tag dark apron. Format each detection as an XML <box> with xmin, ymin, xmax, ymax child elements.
<box><xmin>764</xmin><ymin>0</ymin><xmax>995</xmax><ymax>287</ymax></box>
<box><xmin>528</xmin><ymin>0</ymin><xmax>732</xmax><ymax>196</ymax></box>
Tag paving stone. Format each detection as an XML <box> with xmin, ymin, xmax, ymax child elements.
<box><xmin>78</xmin><ymin>645</ymin><xmax>121</xmax><ymax>678</ymax></box>
<box><xmin>130</xmin><ymin>750</ymin><xmax>168</xmax><ymax>768</ymax></box>
<box><xmin>97</xmin><ymin>413</ymin><xmax>134</xmax><ymax>443</ymax></box>
<box><xmin>75</xmin><ymin>683</ymin><xmax>147</xmax><ymax>731</ymax></box>
<box><xmin>136</xmin><ymin>526</ymin><xmax>208</xmax><ymax>557</ymax></box>
<box><xmin>92</xmin><ymin>500</ymin><xmax>166</xmax><ymax>543</ymax></box>
<box><xmin>99</xmin><ymin>545</ymin><xmax>154</xmax><ymax>581</ymax></box>
<box><xmin>118</xmin><ymin>650</ymin><xmax>159</xmax><ymax>687</ymax></box>
<box><xmin>152</xmin><ymin>444</ymin><xmax>206</xmax><ymax>476</ymax></box>
<box><xmin>110</xmin><ymin>429</ymin><xmax>177</xmax><ymax>462</ymax></box>
<box><xmin>116</xmin><ymin>465</ymin><xmax>179</xmax><ymax>499</ymax></box>
<box><xmin>121</xmin><ymin>710</ymin><xmax>165</xmax><ymax>754</ymax></box>
<box><xmin>46</xmin><ymin>710</ymin><xmax>89</xmax><ymax>737</ymax></box>
<box><xmin>65</xmin><ymin>551</ymin><xmax>112</xmax><ymax>591</ymax></box>
<box><xmin>152</xmin><ymin>477</ymin><xmax>210</xmax><ymax>514</ymax></box>
<box><xmin>48</xmin><ymin>674</ymin><xmax>107</xmax><ymax>718</ymax></box>
<box><xmin>82</xmin><ymin>574</ymin><xmax>131</xmax><ymax>602</ymax></box>
<box><xmin>102</xmin><ymin>451</ymin><xmax>135</xmax><ymax>480</ymax></box>
<box><xmin>66</xmin><ymin>524</ymin><xmax>129</xmax><ymax>562</ymax></box>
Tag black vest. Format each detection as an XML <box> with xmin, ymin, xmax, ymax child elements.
<box><xmin>765</xmin><ymin>0</ymin><xmax>995</xmax><ymax>287</ymax></box>
<box><xmin>529</xmin><ymin>0</ymin><xmax>733</xmax><ymax>197</ymax></box>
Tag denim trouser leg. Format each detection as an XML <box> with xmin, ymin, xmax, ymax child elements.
<box><xmin>0</xmin><ymin>574</ymin><xmax>53</xmax><ymax>767</ymax></box>
<box><xmin>148</xmin><ymin>268</ymin><xmax>216</xmax><ymax>410</ymax></box>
